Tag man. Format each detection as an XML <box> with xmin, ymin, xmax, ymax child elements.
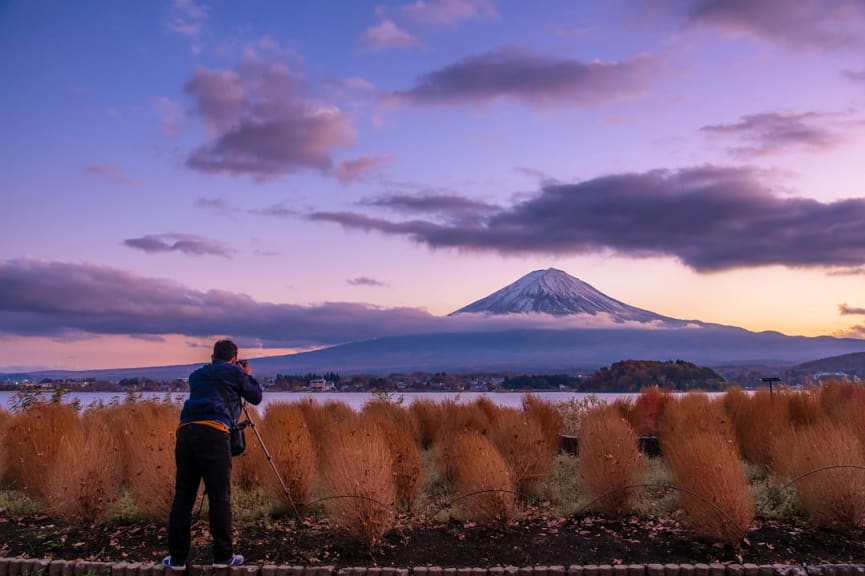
<box><xmin>164</xmin><ymin>339</ymin><xmax>263</xmax><ymax>570</ymax></box>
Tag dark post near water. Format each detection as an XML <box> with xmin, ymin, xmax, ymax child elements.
<box><xmin>761</xmin><ymin>376</ymin><xmax>781</xmax><ymax>399</ymax></box>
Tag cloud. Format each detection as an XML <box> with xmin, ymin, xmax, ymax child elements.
<box><xmin>347</xmin><ymin>276</ymin><xmax>387</xmax><ymax>287</ymax></box>
<box><xmin>362</xmin><ymin>192</ymin><xmax>498</xmax><ymax>225</ymax></box>
<box><xmin>401</xmin><ymin>0</ymin><xmax>498</xmax><ymax>25</ymax></box>
<box><xmin>84</xmin><ymin>164</ymin><xmax>137</xmax><ymax>187</ymax></box>
<box><xmin>166</xmin><ymin>0</ymin><xmax>208</xmax><ymax>53</ymax></box>
<box><xmin>195</xmin><ymin>196</ymin><xmax>229</xmax><ymax>210</ymax></box>
<box><xmin>362</xmin><ymin>20</ymin><xmax>421</xmax><ymax>51</ymax></box>
<box><xmin>250</xmin><ymin>203</ymin><xmax>297</xmax><ymax>218</ymax></box>
<box><xmin>184</xmin><ymin>59</ymin><xmax>355</xmax><ymax>181</ymax></box>
<box><xmin>310</xmin><ymin>165</ymin><xmax>865</xmax><ymax>272</ymax></box>
<box><xmin>683</xmin><ymin>0</ymin><xmax>865</xmax><ymax>51</ymax></box>
<box><xmin>0</xmin><ymin>260</ymin><xmax>674</xmax><ymax>346</ymax></box>
<box><xmin>839</xmin><ymin>303</ymin><xmax>865</xmax><ymax>315</ymax></box>
<box><xmin>393</xmin><ymin>48</ymin><xmax>657</xmax><ymax>106</ymax></box>
<box><xmin>123</xmin><ymin>233</ymin><xmax>232</xmax><ymax>257</ymax></box>
<box><xmin>699</xmin><ymin>111</ymin><xmax>849</xmax><ymax>156</ymax></box>
<box><xmin>335</xmin><ymin>155</ymin><xmax>393</xmax><ymax>184</ymax></box>
<box><xmin>843</xmin><ymin>68</ymin><xmax>865</xmax><ymax>83</ymax></box>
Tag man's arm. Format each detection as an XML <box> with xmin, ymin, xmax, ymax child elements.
<box><xmin>234</xmin><ymin>362</ymin><xmax>263</xmax><ymax>405</ymax></box>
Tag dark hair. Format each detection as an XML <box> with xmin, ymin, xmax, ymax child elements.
<box><xmin>212</xmin><ymin>339</ymin><xmax>238</xmax><ymax>362</ymax></box>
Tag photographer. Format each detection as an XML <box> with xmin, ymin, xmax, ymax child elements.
<box><xmin>164</xmin><ymin>339</ymin><xmax>262</xmax><ymax>570</ymax></box>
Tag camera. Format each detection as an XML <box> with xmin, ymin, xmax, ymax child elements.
<box><xmin>238</xmin><ymin>359</ymin><xmax>249</xmax><ymax>367</ymax></box>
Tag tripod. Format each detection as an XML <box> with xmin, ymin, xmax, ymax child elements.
<box><xmin>196</xmin><ymin>403</ymin><xmax>301</xmax><ymax>521</ymax></box>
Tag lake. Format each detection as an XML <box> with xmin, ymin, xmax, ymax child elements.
<box><xmin>0</xmin><ymin>390</ymin><xmax>633</xmax><ymax>412</ymax></box>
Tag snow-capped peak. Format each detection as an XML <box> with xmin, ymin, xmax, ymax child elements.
<box><xmin>449</xmin><ymin>268</ymin><xmax>671</xmax><ymax>323</ymax></box>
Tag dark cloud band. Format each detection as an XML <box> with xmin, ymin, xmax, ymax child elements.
<box><xmin>311</xmin><ymin>165</ymin><xmax>865</xmax><ymax>272</ymax></box>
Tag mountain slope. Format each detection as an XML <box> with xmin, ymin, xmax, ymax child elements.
<box><xmin>450</xmin><ymin>268</ymin><xmax>674</xmax><ymax>323</ymax></box>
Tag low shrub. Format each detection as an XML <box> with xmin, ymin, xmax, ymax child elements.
<box><xmin>556</xmin><ymin>395</ymin><xmax>604</xmax><ymax>436</ymax></box>
<box><xmin>45</xmin><ymin>409</ymin><xmax>124</xmax><ymax>523</ymax></box>
<box><xmin>732</xmin><ymin>388</ymin><xmax>791</xmax><ymax>472</ymax></box>
<box><xmin>776</xmin><ymin>421</ymin><xmax>865</xmax><ymax>530</ymax></box>
<box><xmin>448</xmin><ymin>431</ymin><xmax>515</xmax><ymax>525</ymax></box>
<box><xmin>409</xmin><ymin>398</ymin><xmax>443</xmax><ymax>449</ymax></box>
<box><xmin>488</xmin><ymin>407</ymin><xmax>554</xmax><ymax>498</ymax></box>
<box><xmin>659</xmin><ymin>392</ymin><xmax>733</xmax><ymax>442</ymax></box>
<box><xmin>522</xmin><ymin>393</ymin><xmax>562</xmax><ymax>458</ymax></box>
<box><xmin>578</xmin><ymin>406</ymin><xmax>643</xmax><ymax>516</ymax></box>
<box><xmin>318</xmin><ymin>418</ymin><xmax>396</xmax><ymax>547</ymax></box>
<box><xmin>257</xmin><ymin>402</ymin><xmax>316</xmax><ymax>510</ymax></box>
<box><xmin>115</xmin><ymin>401</ymin><xmax>179</xmax><ymax>519</ymax></box>
<box><xmin>362</xmin><ymin>407</ymin><xmax>424</xmax><ymax>509</ymax></box>
<box><xmin>628</xmin><ymin>386</ymin><xmax>669</xmax><ymax>436</ymax></box>
<box><xmin>3</xmin><ymin>403</ymin><xmax>81</xmax><ymax>500</ymax></box>
<box><xmin>661</xmin><ymin>431</ymin><xmax>753</xmax><ymax>545</ymax></box>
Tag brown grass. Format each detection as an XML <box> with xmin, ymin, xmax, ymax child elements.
<box><xmin>431</xmin><ymin>400</ymin><xmax>492</xmax><ymax>482</ymax></box>
<box><xmin>522</xmin><ymin>393</ymin><xmax>562</xmax><ymax>458</ymax></box>
<box><xmin>661</xmin><ymin>429</ymin><xmax>753</xmax><ymax>545</ymax></box>
<box><xmin>112</xmin><ymin>401</ymin><xmax>179</xmax><ymax>519</ymax></box>
<box><xmin>447</xmin><ymin>431</ymin><xmax>515</xmax><ymax>525</ymax></box>
<box><xmin>774</xmin><ymin>421</ymin><xmax>865</xmax><ymax>530</ymax></box>
<box><xmin>409</xmin><ymin>398</ymin><xmax>443</xmax><ymax>449</ymax></box>
<box><xmin>318</xmin><ymin>417</ymin><xmax>396</xmax><ymax>547</ymax></box>
<box><xmin>786</xmin><ymin>388</ymin><xmax>825</xmax><ymax>428</ymax></box>
<box><xmin>0</xmin><ymin>408</ymin><xmax>9</xmax><ymax>482</ymax></box>
<box><xmin>296</xmin><ymin>398</ymin><xmax>354</xmax><ymax>462</ymax></box>
<box><xmin>578</xmin><ymin>406</ymin><xmax>643</xmax><ymax>516</ymax></box>
<box><xmin>658</xmin><ymin>392</ymin><xmax>734</xmax><ymax>442</ymax></box>
<box><xmin>488</xmin><ymin>407</ymin><xmax>554</xmax><ymax>498</ymax></box>
<box><xmin>45</xmin><ymin>408</ymin><xmax>124</xmax><ymax>523</ymax></box>
<box><xmin>731</xmin><ymin>388</ymin><xmax>792</xmax><ymax>472</ymax></box>
<box><xmin>253</xmin><ymin>402</ymin><xmax>317</xmax><ymax>510</ymax></box>
<box><xmin>3</xmin><ymin>403</ymin><xmax>81</xmax><ymax>499</ymax></box>
<box><xmin>820</xmin><ymin>381</ymin><xmax>865</xmax><ymax>457</ymax></box>
<box><xmin>361</xmin><ymin>407</ymin><xmax>424</xmax><ymax>509</ymax></box>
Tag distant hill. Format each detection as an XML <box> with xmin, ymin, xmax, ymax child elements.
<box><xmin>582</xmin><ymin>359</ymin><xmax>725</xmax><ymax>392</ymax></box>
<box><xmin>790</xmin><ymin>351</ymin><xmax>865</xmax><ymax>379</ymax></box>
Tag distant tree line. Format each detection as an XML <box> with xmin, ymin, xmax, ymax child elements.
<box><xmin>581</xmin><ymin>359</ymin><xmax>725</xmax><ymax>392</ymax></box>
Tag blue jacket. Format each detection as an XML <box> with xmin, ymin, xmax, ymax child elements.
<box><xmin>180</xmin><ymin>359</ymin><xmax>263</xmax><ymax>428</ymax></box>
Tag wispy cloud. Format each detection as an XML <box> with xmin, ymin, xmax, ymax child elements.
<box><xmin>839</xmin><ymin>303</ymin><xmax>865</xmax><ymax>315</ymax></box>
<box><xmin>347</xmin><ymin>276</ymin><xmax>388</xmax><ymax>287</ymax></box>
<box><xmin>682</xmin><ymin>0</ymin><xmax>865</xmax><ymax>51</ymax></box>
<box><xmin>362</xmin><ymin>20</ymin><xmax>421</xmax><ymax>51</ymax></box>
<box><xmin>123</xmin><ymin>233</ymin><xmax>232</xmax><ymax>257</ymax></box>
<box><xmin>335</xmin><ymin>155</ymin><xmax>393</xmax><ymax>184</ymax></box>
<box><xmin>0</xmin><ymin>260</ymin><xmax>670</xmax><ymax>346</ymax></box>
<box><xmin>166</xmin><ymin>0</ymin><xmax>208</xmax><ymax>54</ymax></box>
<box><xmin>194</xmin><ymin>196</ymin><xmax>229</xmax><ymax>211</ymax></box>
<box><xmin>311</xmin><ymin>165</ymin><xmax>865</xmax><ymax>272</ymax></box>
<box><xmin>84</xmin><ymin>164</ymin><xmax>137</xmax><ymax>187</ymax></box>
<box><xmin>250</xmin><ymin>203</ymin><xmax>297</xmax><ymax>218</ymax></box>
<box><xmin>700</xmin><ymin>111</ymin><xmax>850</xmax><ymax>157</ymax></box>
<box><xmin>843</xmin><ymin>68</ymin><xmax>865</xmax><ymax>83</ymax></box>
<box><xmin>393</xmin><ymin>48</ymin><xmax>657</xmax><ymax>107</ymax></box>
<box><xmin>362</xmin><ymin>192</ymin><xmax>498</xmax><ymax>225</ymax></box>
<box><xmin>184</xmin><ymin>57</ymin><xmax>355</xmax><ymax>181</ymax></box>
<box><xmin>401</xmin><ymin>0</ymin><xmax>498</xmax><ymax>26</ymax></box>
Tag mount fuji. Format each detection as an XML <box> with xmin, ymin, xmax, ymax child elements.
<box><xmin>22</xmin><ymin>268</ymin><xmax>865</xmax><ymax>379</ymax></box>
<box><xmin>450</xmin><ymin>268</ymin><xmax>677</xmax><ymax>324</ymax></box>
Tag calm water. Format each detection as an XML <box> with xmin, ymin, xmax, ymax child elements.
<box><xmin>0</xmin><ymin>390</ymin><xmax>633</xmax><ymax>412</ymax></box>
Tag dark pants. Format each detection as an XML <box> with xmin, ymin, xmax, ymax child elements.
<box><xmin>168</xmin><ymin>424</ymin><xmax>233</xmax><ymax>564</ymax></box>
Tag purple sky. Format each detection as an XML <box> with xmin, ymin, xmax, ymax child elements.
<box><xmin>2</xmin><ymin>0</ymin><xmax>865</xmax><ymax>370</ymax></box>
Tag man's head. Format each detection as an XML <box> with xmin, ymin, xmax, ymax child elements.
<box><xmin>212</xmin><ymin>339</ymin><xmax>239</xmax><ymax>362</ymax></box>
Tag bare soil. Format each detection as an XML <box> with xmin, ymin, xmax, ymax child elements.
<box><xmin>2</xmin><ymin>511</ymin><xmax>864</xmax><ymax>567</ymax></box>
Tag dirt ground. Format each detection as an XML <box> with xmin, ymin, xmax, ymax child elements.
<box><xmin>2</xmin><ymin>511</ymin><xmax>864</xmax><ymax>567</ymax></box>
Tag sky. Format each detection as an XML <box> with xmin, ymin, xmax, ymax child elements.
<box><xmin>3</xmin><ymin>0</ymin><xmax>865</xmax><ymax>371</ymax></box>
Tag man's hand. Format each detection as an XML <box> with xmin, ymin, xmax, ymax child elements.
<box><xmin>238</xmin><ymin>359</ymin><xmax>252</xmax><ymax>375</ymax></box>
